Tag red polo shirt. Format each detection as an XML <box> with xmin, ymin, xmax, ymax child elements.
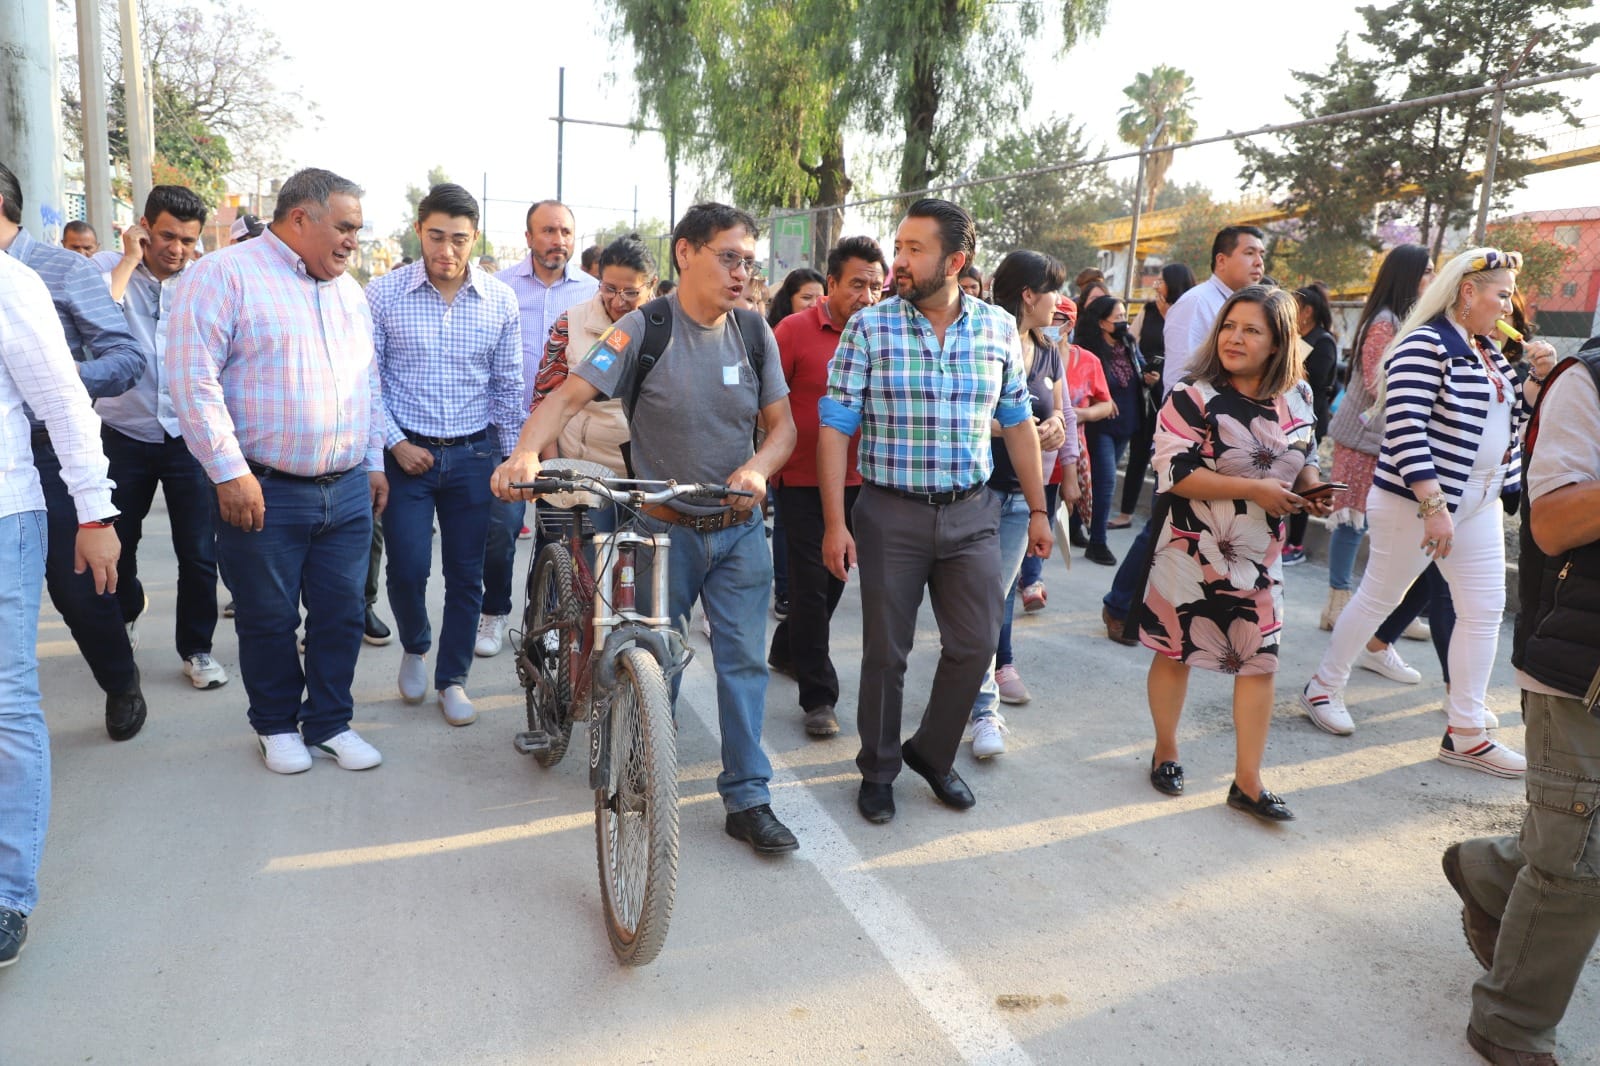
<box><xmin>775</xmin><ymin>300</ymin><xmax>862</xmax><ymax>487</ymax></box>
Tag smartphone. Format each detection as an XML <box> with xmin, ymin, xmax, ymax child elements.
<box><xmin>1298</xmin><ymin>481</ymin><xmax>1349</xmax><ymax>501</ymax></box>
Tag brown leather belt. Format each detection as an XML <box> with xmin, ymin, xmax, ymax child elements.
<box><xmin>642</xmin><ymin>504</ymin><xmax>754</xmax><ymax>533</ymax></box>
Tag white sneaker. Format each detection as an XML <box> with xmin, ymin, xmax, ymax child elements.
<box><xmin>473</xmin><ymin>614</ymin><xmax>508</xmax><ymax>658</ymax></box>
<box><xmin>995</xmin><ymin>664</ymin><xmax>1032</xmax><ymax>704</ymax></box>
<box><xmin>1300</xmin><ymin>679</ymin><xmax>1354</xmax><ymax>736</ymax></box>
<box><xmin>183</xmin><ymin>653</ymin><xmax>229</xmax><ymax>690</ymax></box>
<box><xmin>398</xmin><ymin>653</ymin><xmax>428</xmax><ymax>703</ymax></box>
<box><xmin>308</xmin><ymin>729</ymin><xmax>382</xmax><ymax>770</ymax></box>
<box><xmin>258</xmin><ymin>732</ymin><xmax>312</xmax><ymax>774</ymax></box>
<box><xmin>438</xmin><ymin>685</ymin><xmax>477</xmax><ymax>727</ymax></box>
<box><xmin>1403</xmin><ymin>618</ymin><xmax>1431</xmax><ymax>641</ymax></box>
<box><xmin>1438</xmin><ymin>731</ymin><xmax>1525</xmax><ymax>778</ymax></box>
<box><xmin>125</xmin><ymin>592</ymin><xmax>149</xmax><ymax>651</ymax></box>
<box><xmin>970</xmin><ymin>714</ymin><xmax>1009</xmax><ymax>758</ymax></box>
<box><xmin>1356</xmin><ymin>644</ymin><xmax>1421</xmax><ymax>685</ymax></box>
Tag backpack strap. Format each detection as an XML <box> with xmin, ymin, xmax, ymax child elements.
<box><xmin>627</xmin><ymin>295</ymin><xmax>676</xmax><ymax>415</ymax></box>
<box><xmin>727</xmin><ymin>307</ymin><xmax>768</xmax><ymax>388</ymax></box>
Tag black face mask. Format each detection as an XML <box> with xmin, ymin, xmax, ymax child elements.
<box><xmin>1111</xmin><ymin>321</ymin><xmax>1132</xmax><ymax>341</ymax></box>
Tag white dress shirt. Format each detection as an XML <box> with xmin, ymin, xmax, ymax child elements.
<box><xmin>1161</xmin><ymin>274</ymin><xmax>1235</xmax><ymax>397</ymax></box>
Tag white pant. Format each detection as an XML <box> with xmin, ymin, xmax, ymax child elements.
<box><xmin>1315</xmin><ymin>471</ymin><xmax>1506</xmax><ymax>730</ymax></box>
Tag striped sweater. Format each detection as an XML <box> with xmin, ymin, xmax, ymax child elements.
<box><xmin>1372</xmin><ymin>314</ymin><xmax>1526</xmax><ymax>513</ymax></box>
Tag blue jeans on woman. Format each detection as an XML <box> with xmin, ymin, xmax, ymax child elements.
<box><xmin>1327</xmin><ymin>516</ymin><xmax>1366</xmax><ymax>591</ymax></box>
<box><xmin>0</xmin><ymin>511</ymin><xmax>48</xmax><ymax>915</ymax></box>
<box><xmin>970</xmin><ymin>489</ymin><xmax>1035</xmax><ymax>722</ymax></box>
<box><xmin>1086</xmin><ymin>429</ymin><xmax>1131</xmax><ymax>547</ymax></box>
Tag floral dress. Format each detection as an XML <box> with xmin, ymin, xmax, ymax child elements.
<box><xmin>1138</xmin><ymin>378</ymin><xmax>1318</xmax><ymax>675</ymax></box>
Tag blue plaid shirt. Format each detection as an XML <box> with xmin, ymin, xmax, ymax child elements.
<box><xmin>820</xmin><ymin>294</ymin><xmax>1030</xmax><ymax>494</ymax></box>
<box><xmin>366</xmin><ymin>262</ymin><xmax>525</xmax><ymax>456</ymax></box>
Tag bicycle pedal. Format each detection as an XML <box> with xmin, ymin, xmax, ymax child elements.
<box><xmin>513</xmin><ymin>730</ymin><xmax>551</xmax><ymax>755</ymax></box>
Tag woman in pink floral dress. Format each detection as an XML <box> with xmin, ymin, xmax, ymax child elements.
<box><xmin>1139</xmin><ymin>287</ymin><xmax>1333</xmax><ymax>822</ymax></box>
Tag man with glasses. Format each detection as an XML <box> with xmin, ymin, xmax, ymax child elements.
<box><xmin>493</xmin><ymin>203</ymin><xmax>800</xmax><ymax>857</ymax></box>
<box><xmin>366</xmin><ymin>184</ymin><xmax>522</xmax><ymax>727</ymax></box>
<box><xmin>478</xmin><ymin>200</ymin><xmax>598</xmax><ymax>657</ymax></box>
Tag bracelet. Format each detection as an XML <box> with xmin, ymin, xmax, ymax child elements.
<box><xmin>79</xmin><ymin>520</ymin><xmax>115</xmax><ymax>529</ymax></box>
<box><xmin>1030</xmin><ymin>508</ymin><xmax>1050</xmax><ymax>517</ymax></box>
<box><xmin>1417</xmin><ymin>493</ymin><xmax>1447</xmax><ymax>519</ymax></box>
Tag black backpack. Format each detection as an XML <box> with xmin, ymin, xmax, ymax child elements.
<box><xmin>618</xmin><ymin>296</ymin><xmax>769</xmax><ymax>477</ymax></box>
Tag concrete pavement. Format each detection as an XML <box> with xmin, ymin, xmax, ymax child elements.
<box><xmin>2</xmin><ymin>502</ymin><xmax>1596</xmax><ymax>1065</ymax></box>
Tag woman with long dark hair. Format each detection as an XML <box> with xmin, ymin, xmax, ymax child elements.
<box><xmin>964</xmin><ymin>250</ymin><xmax>1075</xmax><ymax>757</ymax></box>
<box><xmin>1076</xmin><ymin>294</ymin><xmax>1143</xmax><ymax>565</ymax></box>
<box><xmin>767</xmin><ymin>268</ymin><xmax>826</xmax><ymax>329</ymax></box>
<box><xmin>1117</xmin><ymin>263</ymin><xmax>1196</xmax><ymax>528</ymax></box>
<box><xmin>1281</xmin><ymin>282</ymin><xmax>1339</xmax><ymax>565</ymax></box>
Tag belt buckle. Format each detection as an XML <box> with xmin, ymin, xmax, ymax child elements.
<box><xmin>691</xmin><ymin>512</ymin><xmax>719</xmax><ymax>532</ymax></box>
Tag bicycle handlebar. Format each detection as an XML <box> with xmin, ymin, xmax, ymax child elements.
<box><xmin>509</xmin><ymin>476</ymin><xmax>755</xmax><ymax>506</ymax></box>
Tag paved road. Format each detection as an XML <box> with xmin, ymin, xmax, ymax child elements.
<box><xmin>3</xmin><ymin>502</ymin><xmax>1596</xmax><ymax>1065</ymax></box>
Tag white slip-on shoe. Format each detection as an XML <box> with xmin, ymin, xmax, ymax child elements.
<box><xmin>258</xmin><ymin>732</ymin><xmax>312</xmax><ymax>774</ymax></box>
<box><xmin>1356</xmin><ymin>644</ymin><xmax>1421</xmax><ymax>685</ymax></box>
<box><xmin>398</xmin><ymin>653</ymin><xmax>428</xmax><ymax>703</ymax></box>
<box><xmin>309</xmin><ymin>729</ymin><xmax>382</xmax><ymax>770</ymax></box>
<box><xmin>438</xmin><ymin>685</ymin><xmax>478</xmax><ymax>727</ymax></box>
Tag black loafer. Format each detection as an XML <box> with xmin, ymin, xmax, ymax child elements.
<box><xmin>1226</xmin><ymin>781</ymin><xmax>1295</xmax><ymax>822</ymax></box>
<box><xmin>105</xmin><ymin>667</ymin><xmax>147</xmax><ymax>742</ymax></box>
<box><xmin>1085</xmin><ymin>543</ymin><xmax>1118</xmax><ymax>566</ymax></box>
<box><xmin>1150</xmin><ymin>758</ymin><xmax>1184</xmax><ymax>796</ymax></box>
<box><xmin>901</xmin><ymin>741</ymin><xmax>976</xmax><ymax>810</ymax></box>
<box><xmin>858</xmin><ymin>781</ymin><xmax>895</xmax><ymax>823</ymax></box>
<box><xmin>725</xmin><ymin>804</ymin><xmax>799</xmax><ymax>854</ymax></box>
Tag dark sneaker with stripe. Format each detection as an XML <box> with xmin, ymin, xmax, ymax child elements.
<box><xmin>0</xmin><ymin>907</ymin><xmax>27</xmax><ymax>968</ymax></box>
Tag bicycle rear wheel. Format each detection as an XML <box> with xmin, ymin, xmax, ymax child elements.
<box><xmin>594</xmin><ymin>645</ymin><xmax>679</xmax><ymax>966</ymax></box>
<box><xmin>522</xmin><ymin>543</ymin><xmax>576</xmax><ymax>767</ymax></box>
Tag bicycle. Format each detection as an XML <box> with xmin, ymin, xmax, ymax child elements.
<box><xmin>509</xmin><ymin>458</ymin><xmax>752</xmax><ymax>966</ymax></box>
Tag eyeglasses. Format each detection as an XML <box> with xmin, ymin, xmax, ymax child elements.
<box><xmin>702</xmin><ymin>247</ymin><xmax>760</xmax><ymax>277</ymax></box>
<box><xmin>600</xmin><ymin>283</ymin><xmax>644</xmax><ymax>301</ymax></box>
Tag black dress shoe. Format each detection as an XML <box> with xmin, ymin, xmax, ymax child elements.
<box><xmin>363</xmin><ymin>607</ymin><xmax>393</xmax><ymax>646</ymax></box>
<box><xmin>1103</xmin><ymin>605</ymin><xmax>1138</xmax><ymax>647</ymax></box>
<box><xmin>1085</xmin><ymin>543</ymin><xmax>1118</xmax><ymax>566</ymax></box>
<box><xmin>900</xmin><ymin>741</ymin><xmax>976</xmax><ymax>810</ymax></box>
<box><xmin>105</xmin><ymin>668</ymin><xmax>147</xmax><ymax>742</ymax></box>
<box><xmin>858</xmin><ymin>781</ymin><xmax>895</xmax><ymax>823</ymax></box>
<box><xmin>1150</xmin><ymin>758</ymin><xmax>1184</xmax><ymax>796</ymax></box>
<box><xmin>803</xmin><ymin>704</ymin><xmax>840</xmax><ymax>737</ymax></box>
<box><xmin>725</xmin><ymin>804</ymin><xmax>799</xmax><ymax>854</ymax></box>
<box><xmin>1068</xmin><ymin>520</ymin><xmax>1089</xmax><ymax>548</ymax></box>
<box><xmin>1226</xmin><ymin>781</ymin><xmax>1295</xmax><ymax>822</ymax></box>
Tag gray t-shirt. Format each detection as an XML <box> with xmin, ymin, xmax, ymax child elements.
<box><xmin>573</xmin><ymin>295</ymin><xmax>788</xmax><ymax>513</ymax></box>
<box><xmin>1517</xmin><ymin>365</ymin><xmax>1600</xmax><ymax>698</ymax></box>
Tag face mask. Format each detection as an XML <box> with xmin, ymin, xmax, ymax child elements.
<box><xmin>1040</xmin><ymin>326</ymin><xmax>1062</xmax><ymax>345</ymax></box>
<box><xmin>1112</xmin><ymin>321</ymin><xmax>1132</xmax><ymax>340</ymax></box>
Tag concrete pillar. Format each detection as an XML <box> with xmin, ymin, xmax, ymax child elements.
<box><xmin>118</xmin><ymin>0</ymin><xmax>154</xmax><ymax>217</ymax></box>
<box><xmin>0</xmin><ymin>0</ymin><xmax>64</xmax><ymax>239</ymax></box>
<box><xmin>76</xmin><ymin>0</ymin><xmax>114</xmax><ymax>240</ymax></box>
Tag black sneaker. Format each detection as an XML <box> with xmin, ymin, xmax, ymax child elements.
<box><xmin>772</xmin><ymin>595</ymin><xmax>790</xmax><ymax>622</ymax></box>
<box><xmin>363</xmin><ymin>607</ymin><xmax>393</xmax><ymax>646</ymax></box>
<box><xmin>0</xmin><ymin>907</ymin><xmax>27</xmax><ymax>968</ymax></box>
<box><xmin>1085</xmin><ymin>543</ymin><xmax>1118</xmax><ymax>566</ymax></box>
<box><xmin>105</xmin><ymin>667</ymin><xmax>147</xmax><ymax>742</ymax></box>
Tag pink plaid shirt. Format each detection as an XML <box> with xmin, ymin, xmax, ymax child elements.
<box><xmin>165</xmin><ymin>228</ymin><xmax>384</xmax><ymax>483</ymax></box>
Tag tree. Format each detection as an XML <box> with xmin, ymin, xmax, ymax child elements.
<box><xmin>1162</xmin><ymin>197</ymin><xmax>1237</xmax><ymax>279</ymax></box>
<box><xmin>1261</xmin><ymin>218</ymin><xmax>1375</xmax><ymax>292</ymax></box>
<box><xmin>1485</xmin><ymin>220</ymin><xmax>1577</xmax><ymax>304</ymax></box>
<box><xmin>1116</xmin><ymin>66</ymin><xmax>1199</xmax><ymax>214</ymax></box>
<box><xmin>61</xmin><ymin>0</ymin><xmax>305</xmax><ymax>205</ymax></box>
<box><xmin>966</xmin><ymin>117</ymin><xmax>1117</xmax><ymax>273</ymax></box>
<box><xmin>1239</xmin><ymin>1</ymin><xmax>1600</xmax><ymax>261</ymax></box>
<box><xmin>392</xmin><ymin>166</ymin><xmax>451</xmax><ymax>260</ymax></box>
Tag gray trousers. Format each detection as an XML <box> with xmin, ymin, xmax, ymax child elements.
<box><xmin>1459</xmin><ymin>689</ymin><xmax>1600</xmax><ymax>1053</ymax></box>
<box><xmin>853</xmin><ymin>484</ymin><xmax>1002</xmax><ymax>782</ymax></box>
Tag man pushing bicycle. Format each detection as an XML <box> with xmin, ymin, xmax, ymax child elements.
<box><xmin>492</xmin><ymin>202</ymin><xmax>800</xmax><ymax>856</ymax></box>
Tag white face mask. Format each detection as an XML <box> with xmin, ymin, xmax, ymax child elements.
<box><xmin>1040</xmin><ymin>326</ymin><xmax>1062</xmax><ymax>345</ymax></box>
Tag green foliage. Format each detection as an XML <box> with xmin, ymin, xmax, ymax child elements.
<box><xmin>1162</xmin><ymin>197</ymin><xmax>1238</xmax><ymax>279</ymax></box>
<box><xmin>966</xmin><ymin>117</ymin><xmax>1117</xmax><ymax>273</ymax></box>
<box><xmin>1116</xmin><ymin>66</ymin><xmax>1199</xmax><ymax>213</ymax></box>
<box><xmin>1239</xmin><ymin>0</ymin><xmax>1600</xmax><ymax>259</ymax></box>
<box><xmin>1265</xmin><ymin>225</ymin><xmax>1376</xmax><ymax>291</ymax></box>
<box><xmin>393</xmin><ymin>166</ymin><xmax>451</xmax><ymax>260</ymax></box>
<box><xmin>1485</xmin><ymin>220</ymin><xmax>1577</xmax><ymax>301</ymax></box>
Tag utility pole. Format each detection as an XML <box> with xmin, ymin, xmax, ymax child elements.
<box><xmin>75</xmin><ymin>0</ymin><xmax>113</xmax><ymax>241</ymax></box>
<box><xmin>118</xmin><ymin>0</ymin><xmax>155</xmax><ymax>217</ymax></box>
<box><xmin>1124</xmin><ymin>120</ymin><xmax>1164</xmax><ymax>301</ymax></box>
<box><xmin>0</xmin><ymin>0</ymin><xmax>64</xmax><ymax>238</ymax></box>
<box><xmin>481</xmin><ymin>171</ymin><xmax>488</xmax><ymax>258</ymax></box>
<box><xmin>1474</xmin><ymin>41</ymin><xmax>1537</xmax><ymax>245</ymax></box>
<box><xmin>555</xmin><ymin>67</ymin><xmax>566</xmax><ymax>202</ymax></box>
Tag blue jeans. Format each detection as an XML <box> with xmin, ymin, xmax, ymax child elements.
<box><xmin>31</xmin><ymin>432</ymin><xmax>136</xmax><ymax>694</ymax></box>
<box><xmin>1086</xmin><ymin>428</ymin><xmax>1131</xmax><ymax>547</ymax></box>
<box><xmin>1327</xmin><ymin>516</ymin><xmax>1366</xmax><ymax>591</ymax></box>
<box><xmin>217</xmin><ymin>468</ymin><xmax>371</xmax><ymax>746</ymax></box>
<box><xmin>0</xmin><ymin>511</ymin><xmax>48</xmax><ymax>915</ymax></box>
<box><xmin>382</xmin><ymin>440</ymin><xmax>495</xmax><ymax>690</ymax></box>
<box><xmin>102</xmin><ymin>428</ymin><xmax>220</xmax><ymax>658</ymax></box>
<box><xmin>482</xmin><ymin>496</ymin><xmax>523</xmax><ymax>618</ymax></box>
<box><xmin>1011</xmin><ymin>483</ymin><xmax>1058</xmax><ymax>645</ymax></box>
<box><xmin>640</xmin><ymin>510</ymin><xmax>774</xmax><ymax>813</ymax></box>
<box><xmin>971</xmin><ymin>489</ymin><xmax>1033</xmax><ymax>722</ymax></box>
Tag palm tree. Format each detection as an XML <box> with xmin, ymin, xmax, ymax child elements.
<box><xmin>1117</xmin><ymin>66</ymin><xmax>1199</xmax><ymax>213</ymax></box>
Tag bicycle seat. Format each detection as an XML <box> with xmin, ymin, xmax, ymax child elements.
<box><xmin>537</xmin><ymin>458</ymin><xmax>620</xmax><ymax>510</ymax></box>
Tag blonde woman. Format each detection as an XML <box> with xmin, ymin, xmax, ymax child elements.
<box><xmin>1301</xmin><ymin>248</ymin><xmax>1556</xmax><ymax>777</ymax></box>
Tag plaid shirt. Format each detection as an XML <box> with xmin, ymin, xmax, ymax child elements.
<box><xmin>821</xmin><ymin>294</ymin><xmax>1030</xmax><ymax>494</ymax></box>
<box><xmin>366</xmin><ymin>262</ymin><xmax>524</xmax><ymax>456</ymax></box>
<box><xmin>165</xmin><ymin>228</ymin><xmax>385</xmax><ymax>483</ymax></box>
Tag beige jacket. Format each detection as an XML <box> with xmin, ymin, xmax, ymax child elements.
<box><xmin>556</xmin><ymin>293</ymin><xmax>630</xmax><ymax>475</ymax></box>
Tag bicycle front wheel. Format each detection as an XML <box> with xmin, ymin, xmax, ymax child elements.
<box><xmin>594</xmin><ymin>645</ymin><xmax>679</xmax><ymax>966</ymax></box>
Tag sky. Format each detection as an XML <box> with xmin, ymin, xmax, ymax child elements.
<box><xmin>251</xmin><ymin>0</ymin><xmax>1600</xmax><ymax>258</ymax></box>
